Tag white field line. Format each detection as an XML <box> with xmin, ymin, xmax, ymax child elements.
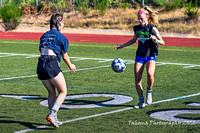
<box><xmin>15</xmin><ymin>92</ymin><xmax>200</xmax><ymax>133</ymax></box>
<box><xmin>0</xmin><ymin>53</ymin><xmax>39</xmax><ymax>58</ymax></box>
<box><xmin>0</xmin><ymin>53</ymin><xmax>200</xmax><ymax>81</ymax></box>
<box><xmin>1</xmin><ymin>52</ymin><xmax>200</xmax><ymax>67</ymax></box>
<box><xmin>0</xmin><ymin>75</ymin><xmax>37</xmax><ymax>81</ymax></box>
<box><xmin>0</xmin><ymin>65</ymin><xmax>110</xmax><ymax>81</ymax></box>
<box><xmin>150</xmin><ymin>93</ymin><xmax>200</xmax><ymax>105</ymax></box>
<box><xmin>1</xmin><ymin>53</ymin><xmax>199</xmax><ymax>132</ymax></box>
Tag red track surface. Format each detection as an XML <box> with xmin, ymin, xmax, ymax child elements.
<box><xmin>0</xmin><ymin>31</ymin><xmax>199</xmax><ymax>47</ymax></box>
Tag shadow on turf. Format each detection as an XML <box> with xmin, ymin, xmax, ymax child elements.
<box><xmin>63</xmin><ymin>99</ymin><xmax>133</xmax><ymax>108</ymax></box>
<box><xmin>0</xmin><ymin>120</ymin><xmax>44</xmax><ymax>128</ymax></box>
<box><xmin>191</xmin><ymin>69</ymin><xmax>200</xmax><ymax>71</ymax></box>
<box><xmin>0</xmin><ymin>120</ymin><xmax>57</xmax><ymax>131</ymax></box>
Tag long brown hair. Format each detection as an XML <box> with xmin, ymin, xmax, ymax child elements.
<box><xmin>138</xmin><ymin>6</ymin><xmax>159</xmax><ymax>25</ymax></box>
<box><xmin>50</xmin><ymin>13</ymin><xmax>63</xmax><ymax>31</ymax></box>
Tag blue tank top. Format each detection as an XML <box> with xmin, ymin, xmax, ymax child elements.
<box><xmin>133</xmin><ymin>23</ymin><xmax>158</xmax><ymax>57</ymax></box>
<box><xmin>39</xmin><ymin>29</ymin><xmax>69</xmax><ymax>62</ymax></box>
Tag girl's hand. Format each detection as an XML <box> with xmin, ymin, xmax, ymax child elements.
<box><xmin>69</xmin><ymin>64</ymin><xmax>76</xmax><ymax>73</ymax></box>
<box><xmin>150</xmin><ymin>35</ymin><xmax>158</xmax><ymax>42</ymax></box>
<box><xmin>115</xmin><ymin>45</ymin><xmax>122</xmax><ymax>50</ymax></box>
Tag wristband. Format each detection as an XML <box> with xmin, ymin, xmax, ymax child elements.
<box><xmin>153</xmin><ymin>39</ymin><xmax>158</xmax><ymax>44</ymax></box>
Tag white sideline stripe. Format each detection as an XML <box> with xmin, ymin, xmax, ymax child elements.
<box><xmin>0</xmin><ymin>59</ymin><xmax>199</xmax><ymax>81</ymax></box>
<box><xmin>184</xmin><ymin>65</ymin><xmax>200</xmax><ymax>68</ymax></box>
<box><xmin>0</xmin><ymin>65</ymin><xmax>110</xmax><ymax>81</ymax></box>
<box><xmin>15</xmin><ymin>92</ymin><xmax>200</xmax><ymax>133</ymax></box>
<box><xmin>0</xmin><ymin>52</ymin><xmax>200</xmax><ymax>68</ymax></box>
<box><xmin>150</xmin><ymin>93</ymin><xmax>200</xmax><ymax>105</ymax></box>
<box><xmin>63</xmin><ymin>65</ymin><xmax>110</xmax><ymax>73</ymax></box>
<box><xmin>0</xmin><ymin>75</ymin><xmax>37</xmax><ymax>81</ymax></box>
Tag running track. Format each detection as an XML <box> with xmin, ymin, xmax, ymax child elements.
<box><xmin>0</xmin><ymin>31</ymin><xmax>199</xmax><ymax>47</ymax></box>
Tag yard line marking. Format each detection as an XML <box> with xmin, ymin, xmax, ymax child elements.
<box><xmin>156</xmin><ymin>62</ymin><xmax>200</xmax><ymax>68</ymax></box>
<box><xmin>0</xmin><ymin>65</ymin><xmax>110</xmax><ymax>81</ymax></box>
<box><xmin>150</xmin><ymin>93</ymin><xmax>200</xmax><ymax>105</ymax></box>
<box><xmin>0</xmin><ymin>75</ymin><xmax>37</xmax><ymax>81</ymax></box>
<box><xmin>0</xmin><ymin>53</ymin><xmax>200</xmax><ymax>81</ymax></box>
<box><xmin>183</xmin><ymin>65</ymin><xmax>200</xmax><ymax>68</ymax></box>
<box><xmin>0</xmin><ymin>53</ymin><xmax>39</xmax><ymax>58</ymax></box>
<box><xmin>63</xmin><ymin>65</ymin><xmax>110</xmax><ymax>72</ymax></box>
<box><xmin>1</xmin><ymin>52</ymin><xmax>200</xmax><ymax>68</ymax></box>
<box><xmin>156</xmin><ymin>62</ymin><xmax>168</xmax><ymax>66</ymax></box>
<box><xmin>15</xmin><ymin>92</ymin><xmax>200</xmax><ymax>133</ymax></box>
<box><xmin>1</xmin><ymin>60</ymin><xmax>200</xmax><ymax>81</ymax></box>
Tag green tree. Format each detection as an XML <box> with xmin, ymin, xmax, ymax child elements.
<box><xmin>184</xmin><ymin>1</ymin><xmax>199</xmax><ymax>20</ymax></box>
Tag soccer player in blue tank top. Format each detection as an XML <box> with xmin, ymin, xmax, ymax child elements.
<box><xmin>37</xmin><ymin>13</ymin><xmax>76</xmax><ymax>127</ymax></box>
<box><xmin>115</xmin><ymin>7</ymin><xmax>165</xmax><ymax>108</ymax></box>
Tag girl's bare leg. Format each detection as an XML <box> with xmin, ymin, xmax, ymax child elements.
<box><xmin>134</xmin><ymin>62</ymin><xmax>145</xmax><ymax>98</ymax></box>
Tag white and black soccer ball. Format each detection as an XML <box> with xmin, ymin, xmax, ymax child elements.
<box><xmin>111</xmin><ymin>58</ymin><xmax>126</xmax><ymax>73</ymax></box>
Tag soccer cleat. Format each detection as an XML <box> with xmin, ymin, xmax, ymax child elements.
<box><xmin>50</xmin><ymin>120</ymin><xmax>62</xmax><ymax>127</ymax></box>
<box><xmin>134</xmin><ymin>101</ymin><xmax>146</xmax><ymax>109</ymax></box>
<box><xmin>55</xmin><ymin>120</ymin><xmax>63</xmax><ymax>126</ymax></box>
<box><xmin>49</xmin><ymin>118</ymin><xmax>63</xmax><ymax>127</ymax></box>
<box><xmin>55</xmin><ymin>117</ymin><xmax>63</xmax><ymax>125</ymax></box>
<box><xmin>46</xmin><ymin>113</ymin><xmax>59</xmax><ymax>128</ymax></box>
<box><xmin>146</xmin><ymin>91</ymin><xmax>152</xmax><ymax>104</ymax></box>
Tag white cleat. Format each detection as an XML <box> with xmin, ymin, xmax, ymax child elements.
<box><xmin>55</xmin><ymin>117</ymin><xmax>63</xmax><ymax>125</ymax></box>
<box><xmin>46</xmin><ymin>113</ymin><xmax>59</xmax><ymax>128</ymax></box>
<box><xmin>146</xmin><ymin>92</ymin><xmax>152</xmax><ymax>105</ymax></box>
<box><xmin>134</xmin><ymin>101</ymin><xmax>146</xmax><ymax>109</ymax></box>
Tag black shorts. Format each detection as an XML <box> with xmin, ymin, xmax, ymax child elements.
<box><xmin>37</xmin><ymin>55</ymin><xmax>61</xmax><ymax>80</ymax></box>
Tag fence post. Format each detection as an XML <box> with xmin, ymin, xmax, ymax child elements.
<box><xmin>142</xmin><ymin>0</ymin><xmax>144</xmax><ymax>7</ymax></box>
<box><xmin>73</xmin><ymin>0</ymin><xmax>75</xmax><ymax>11</ymax></box>
<box><xmin>36</xmin><ymin>0</ymin><xmax>38</xmax><ymax>13</ymax></box>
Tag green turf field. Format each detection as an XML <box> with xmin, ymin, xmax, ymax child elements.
<box><xmin>0</xmin><ymin>39</ymin><xmax>200</xmax><ymax>133</ymax></box>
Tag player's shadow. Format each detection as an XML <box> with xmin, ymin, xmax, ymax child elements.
<box><xmin>0</xmin><ymin>119</ymin><xmax>56</xmax><ymax>131</ymax></box>
<box><xmin>95</xmin><ymin>103</ymin><xmax>133</xmax><ymax>108</ymax></box>
<box><xmin>64</xmin><ymin>99</ymin><xmax>133</xmax><ymax>108</ymax></box>
<box><xmin>0</xmin><ymin>120</ymin><xmax>45</xmax><ymax>129</ymax></box>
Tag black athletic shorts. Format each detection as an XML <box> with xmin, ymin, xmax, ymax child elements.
<box><xmin>37</xmin><ymin>55</ymin><xmax>61</xmax><ymax>80</ymax></box>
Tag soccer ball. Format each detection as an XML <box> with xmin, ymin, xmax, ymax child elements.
<box><xmin>111</xmin><ymin>58</ymin><xmax>126</xmax><ymax>73</ymax></box>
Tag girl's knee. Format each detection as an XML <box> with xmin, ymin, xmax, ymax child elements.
<box><xmin>135</xmin><ymin>76</ymin><xmax>142</xmax><ymax>85</ymax></box>
<box><xmin>48</xmin><ymin>92</ymin><xmax>56</xmax><ymax>98</ymax></box>
<box><xmin>147</xmin><ymin>72</ymin><xmax>154</xmax><ymax>79</ymax></box>
<box><xmin>58</xmin><ymin>88</ymin><xmax>67</xmax><ymax>95</ymax></box>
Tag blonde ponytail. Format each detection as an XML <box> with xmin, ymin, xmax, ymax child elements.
<box><xmin>139</xmin><ymin>6</ymin><xmax>159</xmax><ymax>25</ymax></box>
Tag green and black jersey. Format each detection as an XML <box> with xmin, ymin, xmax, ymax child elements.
<box><xmin>133</xmin><ymin>23</ymin><xmax>158</xmax><ymax>57</ymax></box>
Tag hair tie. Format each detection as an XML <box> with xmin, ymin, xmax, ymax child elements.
<box><xmin>138</xmin><ymin>10</ymin><xmax>146</xmax><ymax>15</ymax></box>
